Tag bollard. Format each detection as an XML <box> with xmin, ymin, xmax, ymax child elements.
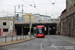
<box><xmin>20</xmin><ymin>35</ymin><xmax>21</xmax><ymax>40</ymax></box>
<box><xmin>23</xmin><ymin>35</ymin><xmax>24</xmax><ymax>39</ymax></box>
<box><xmin>16</xmin><ymin>35</ymin><xmax>18</xmax><ymax>41</ymax></box>
<box><xmin>25</xmin><ymin>35</ymin><xmax>26</xmax><ymax>39</ymax></box>
<box><xmin>5</xmin><ymin>35</ymin><xmax>7</xmax><ymax>43</ymax></box>
<box><xmin>11</xmin><ymin>35</ymin><xmax>13</xmax><ymax>42</ymax></box>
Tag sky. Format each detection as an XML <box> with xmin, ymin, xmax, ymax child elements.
<box><xmin>0</xmin><ymin>0</ymin><xmax>66</xmax><ymax>18</ymax></box>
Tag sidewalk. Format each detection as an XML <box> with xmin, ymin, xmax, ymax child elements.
<box><xmin>51</xmin><ymin>35</ymin><xmax>75</xmax><ymax>44</ymax></box>
<box><xmin>0</xmin><ymin>35</ymin><xmax>33</xmax><ymax>42</ymax></box>
<box><xmin>0</xmin><ymin>35</ymin><xmax>35</xmax><ymax>46</ymax></box>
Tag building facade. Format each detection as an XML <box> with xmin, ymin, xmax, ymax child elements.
<box><xmin>33</xmin><ymin>14</ymin><xmax>51</xmax><ymax>23</ymax></box>
<box><xmin>23</xmin><ymin>13</ymin><xmax>35</xmax><ymax>23</ymax></box>
<box><xmin>66</xmin><ymin>0</ymin><xmax>75</xmax><ymax>37</ymax></box>
<box><xmin>56</xmin><ymin>16</ymin><xmax>61</xmax><ymax>35</ymax></box>
<box><xmin>60</xmin><ymin>9</ymin><xmax>67</xmax><ymax>36</ymax></box>
<box><xmin>0</xmin><ymin>20</ymin><xmax>13</xmax><ymax>36</ymax></box>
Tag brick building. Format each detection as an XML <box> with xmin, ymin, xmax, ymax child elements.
<box><xmin>56</xmin><ymin>16</ymin><xmax>61</xmax><ymax>35</ymax></box>
<box><xmin>60</xmin><ymin>0</ymin><xmax>75</xmax><ymax>37</ymax></box>
<box><xmin>61</xmin><ymin>0</ymin><xmax>75</xmax><ymax>37</ymax></box>
<box><xmin>60</xmin><ymin>9</ymin><xmax>67</xmax><ymax>36</ymax></box>
<box><xmin>66</xmin><ymin>0</ymin><xmax>75</xmax><ymax>37</ymax></box>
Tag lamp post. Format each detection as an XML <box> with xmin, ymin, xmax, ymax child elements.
<box><xmin>29</xmin><ymin>15</ymin><xmax>31</xmax><ymax>38</ymax></box>
<box><xmin>13</xmin><ymin>6</ymin><xmax>16</xmax><ymax>36</ymax></box>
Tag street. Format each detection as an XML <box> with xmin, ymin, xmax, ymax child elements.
<box><xmin>0</xmin><ymin>35</ymin><xmax>75</xmax><ymax>50</ymax></box>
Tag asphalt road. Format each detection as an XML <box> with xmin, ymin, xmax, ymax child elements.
<box><xmin>0</xmin><ymin>35</ymin><xmax>75</xmax><ymax>50</ymax></box>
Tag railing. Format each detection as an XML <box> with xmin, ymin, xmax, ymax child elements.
<box><xmin>14</xmin><ymin>21</ymin><xmax>60</xmax><ymax>24</ymax></box>
<box><xmin>0</xmin><ymin>35</ymin><xmax>30</xmax><ymax>43</ymax></box>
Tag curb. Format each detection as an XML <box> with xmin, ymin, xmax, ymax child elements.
<box><xmin>0</xmin><ymin>38</ymin><xmax>35</xmax><ymax>47</ymax></box>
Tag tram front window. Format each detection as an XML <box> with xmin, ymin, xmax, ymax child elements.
<box><xmin>37</xmin><ymin>27</ymin><xmax>44</xmax><ymax>34</ymax></box>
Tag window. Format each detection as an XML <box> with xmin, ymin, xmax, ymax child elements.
<box><xmin>3</xmin><ymin>29</ymin><xmax>8</xmax><ymax>32</ymax></box>
<box><xmin>37</xmin><ymin>27</ymin><xmax>44</xmax><ymax>34</ymax></box>
<box><xmin>74</xmin><ymin>4</ymin><xmax>75</xmax><ymax>6</ymax></box>
<box><xmin>3</xmin><ymin>22</ymin><xmax>6</xmax><ymax>25</ymax></box>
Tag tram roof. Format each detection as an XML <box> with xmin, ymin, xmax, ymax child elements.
<box><xmin>36</xmin><ymin>25</ymin><xmax>45</xmax><ymax>28</ymax></box>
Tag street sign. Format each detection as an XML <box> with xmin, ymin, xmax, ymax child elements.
<box><xmin>69</xmin><ymin>0</ymin><xmax>72</xmax><ymax>4</ymax></box>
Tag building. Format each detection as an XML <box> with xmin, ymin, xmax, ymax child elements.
<box><xmin>33</xmin><ymin>14</ymin><xmax>51</xmax><ymax>23</ymax></box>
<box><xmin>0</xmin><ymin>20</ymin><xmax>13</xmax><ymax>36</ymax></box>
<box><xmin>18</xmin><ymin>17</ymin><xmax>24</xmax><ymax>22</ymax></box>
<box><xmin>56</xmin><ymin>16</ymin><xmax>61</xmax><ymax>35</ymax></box>
<box><xmin>23</xmin><ymin>13</ymin><xmax>59</xmax><ymax>23</ymax></box>
<box><xmin>60</xmin><ymin>9</ymin><xmax>67</xmax><ymax>36</ymax></box>
<box><xmin>66</xmin><ymin>0</ymin><xmax>75</xmax><ymax>37</ymax></box>
<box><xmin>0</xmin><ymin>17</ymin><xmax>13</xmax><ymax>20</ymax></box>
<box><xmin>23</xmin><ymin>13</ymin><xmax>34</xmax><ymax>23</ymax></box>
<box><xmin>23</xmin><ymin>13</ymin><xmax>35</xmax><ymax>23</ymax></box>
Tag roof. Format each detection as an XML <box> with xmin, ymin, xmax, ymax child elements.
<box><xmin>36</xmin><ymin>25</ymin><xmax>45</xmax><ymax>28</ymax></box>
<box><xmin>62</xmin><ymin>9</ymin><xmax>66</xmax><ymax>13</ymax></box>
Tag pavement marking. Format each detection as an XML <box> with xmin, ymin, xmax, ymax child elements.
<box><xmin>39</xmin><ymin>38</ymin><xmax>44</xmax><ymax>50</ymax></box>
<box><xmin>44</xmin><ymin>37</ymin><xmax>59</xmax><ymax>50</ymax></box>
<box><xmin>51</xmin><ymin>36</ymin><xmax>75</xmax><ymax>45</ymax></box>
<box><xmin>51</xmin><ymin>44</ymin><xmax>59</xmax><ymax>50</ymax></box>
<box><xmin>40</xmin><ymin>43</ymin><xmax>44</xmax><ymax>50</ymax></box>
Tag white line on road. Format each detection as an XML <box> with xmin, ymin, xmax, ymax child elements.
<box><xmin>51</xmin><ymin>44</ymin><xmax>59</xmax><ymax>50</ymax></box>
<box><xmin>39</xmin><ymin>39</ymin><xmax>44</xmax><ymax>50</ymax></box>
<box><xmin>45</xmin><ymin>44</ymin><xmax>59</xmax><ymax>50</ymax></box>
<box><xmin>40</xmin><ymin>43</ymin><xmax>44</xmax><ymax>50</ymax></box>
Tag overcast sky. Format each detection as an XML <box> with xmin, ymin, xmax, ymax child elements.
<box><xmin>0</xmin><ymin>0</ymin><xmax>66</xmax><ymax>18</ymax></box>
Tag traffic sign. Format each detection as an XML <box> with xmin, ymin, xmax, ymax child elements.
<box><xmin>69</xmin><ymin>0</ymin><xmax>72</xmax><ymax>4</ymax></box>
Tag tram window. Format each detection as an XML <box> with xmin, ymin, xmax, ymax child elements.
<box><xmin>37</xmin><ymin>28</ymin><xmax>44</xmax><ymax>34</ymax></box>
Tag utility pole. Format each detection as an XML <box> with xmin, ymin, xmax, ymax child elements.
<box><xmin>48</xmin><ymin>26</ymin><xmax>49</xmax><ymax>35</ymax></box>
<box><xmin>29</xmin><ymin>15</ymin><xmax>31</xmax><ymax>38</ymax></box>
<box><xmin>7</xmin><ymin>11</ymin><xmax>8</xmax><ymax>20</ymax></box>
<box><xmin>46</xmin><ymin>10</ymin><xmax>47</xmax><ymax>15</ymax></box>
<box><xmin>22</xmin><ymin>4</ymin><xmax>24</xmax><ymax>22</ymax></box>
<box><xmin>13</xmin><ymin>6</ymin><xmax>16</xmax><ymax>35</ymax></box>
<box><xmin>22</xmin><ymin>4</ymin><xmax>24</xmax><ymax>35</ymax></box>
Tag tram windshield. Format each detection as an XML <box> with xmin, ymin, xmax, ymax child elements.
<box><xmin>37</xmin><ymin>27</ymin><xmax>44</xmax><ymax>34</ymax></box>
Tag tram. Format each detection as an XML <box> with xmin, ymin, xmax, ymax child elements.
<box><xmin>34</xmin><ymin>25</ymin><xmax>45</xmax><ymax>38</ymax></box>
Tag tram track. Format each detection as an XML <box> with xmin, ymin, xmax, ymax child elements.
<box><xmin>44</xmin><ymin>36</ymin><xmax>59</xmax><ymax>50</ymax></box>
<box><xmin>24</xmin><ymin>38</ymin><xmax>43</xmax><ymax>50</ymax></box>
<box><xmin>24</xmin><ymin>37</ymin><xmax>52</xmax><ymax>50</ymax></box>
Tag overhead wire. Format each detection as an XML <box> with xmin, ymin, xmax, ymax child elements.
<box><xmin>23</xmin><ymin>0</ymin><xmax>32</xmax><ymax>6</ymax></box>
<box><xmin>54</xmin><ymin>0</ymin><xmax>56</xmax><ymax>3</ymax></box>
<box><xmin>32</xmin><ymin>0</ymin><xmax>35</xmax><ymax>5</ymax></box>
<box><xmin>49</xmin><ymin>0</ymin><xmax>63</xmax><ymax>18</ymax></box>
<box><xmin>49</xmin><ymin>0</ymin><xmax>62</xmax><ymax>11</ymax></box>
<box><xmin>32</xmin><ymin>0</ymin><xmax>45</xmax><ymax>14</ymax></box>
<box><xmin>51</xmin><ymin>5</ymin><xmax>54</xmax><ymax>16</ymax></box>
<box><xmin>31</xmin><ymin>0</ymin><xmax>39</xmax><ymax>13</ymax></box>
<box><xmin>49</xmin><ymin>0</ymin><xmax>52</xmax><ymax>3</ymax></box>
<box><xmin>35</xmin><ymin>8</ymin><xmax>46</xmax><ymax>14</ymax></box>
<box><xmin>1</xmin><ymin>10</ymin><xmax>14</xmax><ymax>16</ymax></box>
<box><xmin>23</xmin><ymin>0</ymin><xmax>46</xmax><ymax>15</ymax></box>
<box><xmin>49</xmin><ymin>0</ymin><xmax>56</xmax><ymax>17</ymax></box>
<box><xmin>53</xmin><ymin>5</ymin><xmax>62</xmax><ymax>11</ymax></box>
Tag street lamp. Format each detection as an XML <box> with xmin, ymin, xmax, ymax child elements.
<box><xmin>29</xmin><ymin>14</ymin><xmax>32</xmax><ymax>38</ymax></box>
<box><xmin>29</xmin><ymin>15</ymin><xmax>31</xmax><ymax>38</ymax></box>
<box><xmin>13</xmin><ymin>6</ymin><xmax>16</xmax><ymax>36</ymax></box>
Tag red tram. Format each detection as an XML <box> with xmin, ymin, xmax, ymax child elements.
<box><xmin>34</xmin><ymin>25</ymin><xmax>45</xmax><ymax>38</ymax></box>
